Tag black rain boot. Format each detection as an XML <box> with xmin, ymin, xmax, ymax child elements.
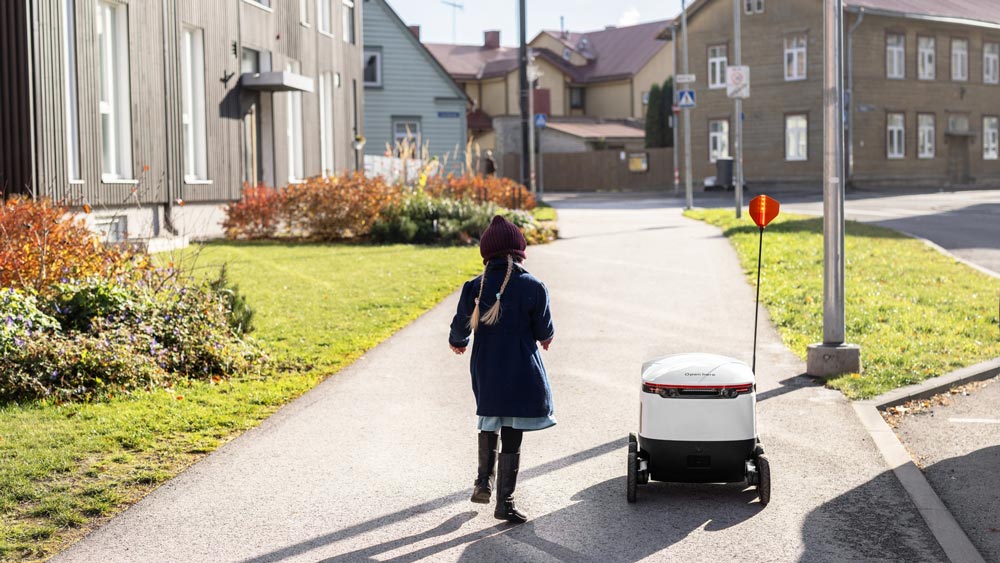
<box><xmin>471</xmin><ymin>433</ymin><xmax>497</xmax><ymax>504</ymax></box>
<box><xmin>494</xmin><ymin>452</ymin><xmax>527</xmax><ymax>523</ymax></box>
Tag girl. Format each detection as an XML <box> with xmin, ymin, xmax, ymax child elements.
<box><xmin>449</xmin><ymin>215</ymin><xmax>555</xmax><ymax>524</ymax></box>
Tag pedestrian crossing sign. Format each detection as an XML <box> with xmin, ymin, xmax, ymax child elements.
<box><xmin>678</xmin><ymin>90</ymin><xmax>696</xmax><ymax>108</ymax></box>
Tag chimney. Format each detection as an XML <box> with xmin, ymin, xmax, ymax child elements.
<box><xmin>484</xmin><ymin>30</ymin><xmax>500</xmax><ymax>49</ymax></box>
<box><xmin>408</xmin><ymin>25</ymin><xmax>420</xmax><ymax>40</ymax></box>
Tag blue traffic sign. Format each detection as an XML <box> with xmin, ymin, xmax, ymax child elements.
<box><xmin>678</xmin><ymin>90</ymin><xmax>696</xmax><ymax>108</ymax></box>
<box><xmin>534</xmin><ymin>113</ymin><xmax>547</xmax><ymax>128</ymax></box>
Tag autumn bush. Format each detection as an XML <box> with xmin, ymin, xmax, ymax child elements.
<box><xmin>283</xmin><ymin>172</ymin><xmax>398</xmax><ymax>240</ymax></box>
<box><xmin>425</xmin><ymin>174</ymin><xmax>536</xmax><ymax>211</ymax></box>
<box><xmin>222</xmin><ymin>184</ymin><xmax>283</xmax><ymax>239</ymax></box>
<box><xmin>0</xmin><ymin>197</ymin><xmax>131</xmax><ymax>295</ymax></box>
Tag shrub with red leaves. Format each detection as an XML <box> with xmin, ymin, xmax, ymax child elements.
<box><xmin>222</xmin><ymin>184</ymin><xmax>283</xmax><ymax>239</ymax></box>
<box><xmin>425</xmin><ymin>174</ymin><xmax>535</xmax><ymax>210</ymax></box>
<box><xmin>283</xmin><ymin>172</ymin><xmax>399</xmax><ymax>241</ymax></box>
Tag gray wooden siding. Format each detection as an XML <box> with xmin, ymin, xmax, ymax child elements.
<box><xmin>12</xmin><ymin>0</ymin><xmax>365</xmax><ymax>208</ymax></box>
<box><xmin>362</xmin><ymin>0</ymin><xmax>467</xmax><ymax>167</ymax></box>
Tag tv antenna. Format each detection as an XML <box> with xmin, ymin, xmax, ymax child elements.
<box><xmin>442</xmin><ymin>0</ymin><xmax>463</xmax><ymax>43</ymax></box>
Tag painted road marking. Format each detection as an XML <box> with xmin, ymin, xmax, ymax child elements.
<box><xmin>948</xmin><ymin>418</ymin><xmax>1000</xmax><ymax>424</ymax></box>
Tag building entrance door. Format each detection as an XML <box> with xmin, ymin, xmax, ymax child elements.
<box><xmin>243</xmin><ymin>96</ymin><xmax>263</xmax><ymax>187</ymax></box>
<box><xmin>946</xmin><ymin>134</ymin><xmax>972</xmax><ymax>185</ymax></box>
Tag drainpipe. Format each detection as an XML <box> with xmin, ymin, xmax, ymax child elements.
<box><xmin>160</xmin><ymin>0</ymin><xmax>178</xmax><ymax>235</ymax></box>
<box><xmin>846</xmin><ymin>8</ymin><xmax>864</xmax><ymax>188</ymax></box>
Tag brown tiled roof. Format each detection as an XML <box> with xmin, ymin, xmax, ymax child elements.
<box><xmin>844</xmin><ymin>0</ymin><xmax>1000</xmax><ymax>27</ymax></box>
<box><xmin>546</xmin><ymin>121</ymin><xmax>645</xmax><ymax>140</ymax></box>
<box><xmin>426</xmin><ymin>19</ymin><xmax>673</xmax><ymax>84</ymax></box>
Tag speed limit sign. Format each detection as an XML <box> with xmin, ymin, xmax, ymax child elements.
<box><xmin>726</xmin><ymin>66</ymin><xmax>750</xmax><ymax>99</ymax></box>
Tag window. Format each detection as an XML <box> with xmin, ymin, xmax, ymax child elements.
<box><xmin>948</xmin><ymin>113</ymin><xmax>969</xmax><ymax>133</ymax></box>
<box><xmin>393</xmin><ymin>119</ymin><xmax>421</xmax><ymax>152</ymax></box>
<box><xmin>319</xmin><ymin>72</ymin><xmax>335</xmax><ymax>176</ymax></box>
<box><xmin>918</xmin><ymin>36</ymin><xmax>935</xmax><ymax>80</ymax></box>
<box><xmin>917</xmin><ymin>113</ymin><xmax>935</xmax><ymax>159</ymax></box>
<box><xmin>984</xmin><ymin>43</ymin><xmax>999</xmax><ymax>84</ymax></box>
<box><xmin>887</xmin><ymin>113</ymin><xmax>905</xmax><ymax>159</ymax></box>
<box><xmin>708</xmin><ymin>119</ymin><xmax>729</xmax><ymax>163</ymax></box>
<box><xmin>97</xmin><ymin>1</ymin><xmax>133</xmax><ymax>181</ymax></box>
<box><xmin>784</xmin><ymin>34</ymin><xmax>807</xmax><ymax>81</ymax></box>
<box><xmin>342</xmin><ymin>0</ymin><xmax>355</xmax><ymax>44</ymax></box>
<box><xmin>785</xmin><ymin>114</ymin><xmax>807</xmax><ymax>161</ymax></box>
<box><xmin>317</xmin><ymin>0</ymin><xmax>332</xmax><ymax>34</ymax></box>
<box><xmin>569</xmin><ymin>87</ymin><xmax>584</xmax><ymax>110</ymax></box>
<box><xmin>744</xmin><ymin>0</ymin><xmax>763</xmax><ymax>14</ymax></box>
<box><xmin>286</xmin><ymin>60</ymin><xmax>304</xmax><ymax>182</ymax></box>
<box><xmin>299</xmin><ymin>0</ymin><xmax>309</xmax><ymax>25</ymax></box>
<box><xmin>181</xmin><ymin>26</ymin><xmax>208</xmax><ymax>181</ymax></box>
<box><xmin>363</xmin><ymin>50</ymin><xmax>382</xmax><ymax>87</ymax></box>
<box><xmin>62</xmin><ymin>0</ymin><xmax>80</xmax><ymax>180</ymax></box>
<box><xmin>562</xmin><ymin>48</ymin><xmax>572</xmax><ymax>61</ymax></box>
<box><xmin>708</xmin><ymin>45</ymin><xmax>727</xmax><ymax>89</ymax></box>
<box><xmin>886</xmin><ymin>34</ymin><xmax>905</xmax><ymax>79</ymax></box>
<box><xmin>984</xmin><ymin>117</ymin><xmax>999</xmax><ymax>160</ymax></box>
<box><xmin>952</xmin><ymin>39</ymin><xmax>968</xmax><ymax>81</ymax></box>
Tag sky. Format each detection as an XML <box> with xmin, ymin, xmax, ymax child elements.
<box><xmin>388</xmin><ymin>0</ymin><xmax>685</xmax><ymax>46</ymax></box>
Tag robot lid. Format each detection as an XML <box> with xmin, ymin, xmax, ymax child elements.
<box><xmin>641</xmin><ymin>353</ymin><xmax>755</xmax><ymax>387</ymax></box>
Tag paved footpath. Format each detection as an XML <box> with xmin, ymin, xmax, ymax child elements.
<box><xmin>55</xmin><ymin>194</ymin><xmax>945</xmax><ymax>562</ymax></box>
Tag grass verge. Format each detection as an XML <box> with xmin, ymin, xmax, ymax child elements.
<box><xmin>0</xmin><ymin>242</ymin><xmax>482</xmax><ymax>561</ymax></box>
<box><xmin>684</xmin><ymin>209</ymin><xmax>999</xmax><ymax>399</ymax></box>
<box><xmin>532</xmin><ymin>201</ymin><xmax>558</xmax><ymax>223</ymax></box>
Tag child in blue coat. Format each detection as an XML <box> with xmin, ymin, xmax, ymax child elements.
<box><xmin>449</xmin><ymin>215</ymin><xmax>555</xmax><ymax>523</ymax></box>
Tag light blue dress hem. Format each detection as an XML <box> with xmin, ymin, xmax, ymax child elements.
<box><xmin>477</xmin><ymin>415</ymin><xmax>557</xmax><ymax>432</ymax></box>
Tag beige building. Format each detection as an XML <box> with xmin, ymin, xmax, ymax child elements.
<box><xmin>425</xmin><ymin>21</ymin><xmax>674</xmax><ymax>152</ymax></box>
<box><xmin>673</xmin><ymin>0</ymin><xmax>1000</xmax><ymax>189</ymax></box>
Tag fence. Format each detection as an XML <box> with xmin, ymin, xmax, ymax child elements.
<box><xmin>363</xmin><ymin>155</ymin><xmax>424</xmax><ymax>185</ymax></box>
<box><xmin>502</xmin><ymin>147</ymin><xmax>675</xmax><ymax>192</ymax></box>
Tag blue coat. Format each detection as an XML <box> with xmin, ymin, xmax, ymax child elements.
<box><xmin>449</xmin><ymin>258</ymin><xmax>555</xmax><ymax>418</ymax></box>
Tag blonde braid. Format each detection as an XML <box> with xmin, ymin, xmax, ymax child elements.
<box><xmin>479</xmin><ymin>254</ymin><xmax>514</xmax><ymax>326</ymax></box>
<box><xmin>468</xmin><ymin>264</ymin><xmax>489</xmax><ymax>331</ymax></box>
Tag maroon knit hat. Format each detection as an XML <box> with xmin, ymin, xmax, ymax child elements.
<box><xmin>479</xmin><ymin>215</ymin><xmax>526</xmax><ymax>263</ymax></box>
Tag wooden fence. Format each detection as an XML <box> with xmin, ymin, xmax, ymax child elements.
<box><xmin>502</xmin><ymin>147</ymin><xmax>675</xmax><ymax>192</ymax></box>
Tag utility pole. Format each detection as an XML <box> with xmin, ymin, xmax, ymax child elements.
<box><xmin>441</xmin><ymin>1</ymin><xmax>463</xmax><ymax>44</ymax></box>
<box><xmin>733</xmin><ymin>0</ymin><xmax>743</xmax><ymax>218</ymax></box>
<box><xmin>682</xmin><ymin>0</ymin><xmax>693</xmax><ymax>210</ymax></box>
<box><xmin>518</xmin><ymin>0</ymin><xmax>530</xmax><ymax>197</ymax></box>
<box><xmin>527</xmin><ymin>55</ymin><xmax>537</xmax><ymax>194</ymax></box>
<box><xmin>672</xmin><ymin>24</ymin><xmax>679</xmax><ymax>196</ymax></box>
<box><xmin>807</xmin><ymin>0</ymin><xmax>860</xmax><ymax>377</ymax></box>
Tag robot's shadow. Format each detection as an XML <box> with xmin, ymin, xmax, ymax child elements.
<box><xmin>456</xmin><ymin>477</ymin><xmax>763</xmax><ymax>563</ymax></box>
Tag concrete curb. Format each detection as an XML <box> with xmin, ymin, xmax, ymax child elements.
<box><xmin>853</xmin><ymin>357</ymin><xmax>1000</xmax><ymax>563</ymax></box>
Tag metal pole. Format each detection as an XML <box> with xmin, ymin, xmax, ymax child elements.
<box><xmin>682</xmin><ymin>0</ymin><xmax>693</xmax><ymax>210</ymax></box>
<box><xmin>822</xmin><ymin>0</ymin><xmax>846</xmax><ymax>345</ymax></box>
<box><xmin>752</xmin><ymin>227</ymin><xmax>763</xmax><ymax>373</ymax></box>
<box><xmin>518</xmin><ymin>0</ymin><xmax>530</xmax><ymax>191</ymax></box>
<box><xmin>846</xmin><ymin>9</ymin><xmax>864</xmax><ymax>186</ymax></box>
<box><xmin>528</xmin><ymin>65</ymin><xmax>536</xmax><ymax>194</ymax></box>
<box><xmin>538</xmin><ymin>126</ymin><xmax>545</xmax><ymax>199</ymax></box>
<box><xmin>672</xmin><ymin>25</ymin><xmax>679</xmax><ymax>195</ymax></box>
<box><xmin>733</xmin><ymin>0</ymin><xmax>743</xmax><ymax>218</ymax></box>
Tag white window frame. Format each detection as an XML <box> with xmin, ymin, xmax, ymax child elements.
<box><xmin>97</xmin><ymin>1</ymin><xmax>133</xmax><ymax>182</ymax></box>
<box><xmin>62</xmin><ymin>0</ymin><xmax>81</xmax><ymax>181</ymax></box>
<box><xmin>286</xmin><ymin>60</ymin><xmax>304</xmax><ymax>183</ymax></box>
<box><xmin>917</xmin><ymin>113</ymin><xmax>935</xmax><ymax>159</ymax></box>
<box><xmin>984</xmin><ymin>116</ymin><xmax>999</xmax><ymax>160</ymax></box>
<box><xmin>181</xmin><ymin>26</ymin><xmax>208</xmax><ymax>182</ymax></box>
<box><xmin>952</xmin><ymin>39</ymin><xmax>968</xmax><ymax>81</ymax></box>
<box><xmin>886</xmin><ymin>34</ymin><xmax>905</xmax><ymax>79</ymax></box>
<box><xmin>393</xmin><ymin>119</ymin><xmax>421</xmax><ymax>152</ymax></box>
<box><xmin>784</xmin><ymin>34</ymin><xmax>807</xmax><ymax>81</ymax></box>
<box><xmin>918</xmin><ymin>36</ymin><xmax>935</xmax><ymax>80</ymax></box>
<box><xmin>342</xmin><ymin>0</ymin><xmax>355</xmax><ymax>44</ymax></box>
<box><xmin>299</xmin><ymin>0</ymin><xmax>310</xmax><ymax>25</ymax></box>
<box><xmin>887</xmin><ymin>113</ymin><xmax>905</xmax><ymax>159</ymax></box>
<box><xmin>709</xmin><ymin>119</ymin><xmax>729</xmax><ymax>163</ymax></box>
<box><xmin>984</xmin><ymin>43</ymin><xmax>999</xmax><ymax>84</ymax></box>
<box><xmin>744</xmin><ymin>0</ymin><xmax>763</xmax><ymax>14</ymax></box>
<box><xmin>785</xmin><ymin>114</ymin><xmax>808</xmax><ymax>161</ymax></box>
<box><xmin>317</xmin><ymin>0</ymin><xmax>332</xmax><ymax>35</ymax></box>
<box><xmin>708</xmin><ymin>45</ymin><xmax>727</xmax><ymax>89</ymax></box>
<box><xmin>319</xmin><ymin>72</ymin><xmax>335</xmax><ymax>177</ymax></box>
<box><xmin>363</xmin><ymin>49</ymin><xmax>382</xmax><ymax>87</ymax></box>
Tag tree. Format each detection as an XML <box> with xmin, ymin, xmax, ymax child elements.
<box><xmin>645</xmin><ymin>83</ymin><xmax>664</xmax><ymax>149</ymax></box>
<box><xmin>661</xmin><ymin>77</ymin><xmax>674</xmax><ymax>148</ymax></box>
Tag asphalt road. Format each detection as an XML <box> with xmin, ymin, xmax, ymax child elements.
<box><xmin>54</xmin><ymin>194</ymin><xmax>944</xmax><ymax>562</ymax></box>
<box><xmin>895</xmin><ymin>377</ymin><xmax>1000</xmax><ymax>563</ymax></box>
<box><xmin>776</xmin><ymin>188</ymin><xmax>1000</xmax><ymax>275</ymax></box>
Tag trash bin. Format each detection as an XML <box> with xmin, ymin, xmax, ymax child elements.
<box><xmin>715</xmin><ymin>157</ymin><xmax>734</xmax><ymax>190</ymax></box>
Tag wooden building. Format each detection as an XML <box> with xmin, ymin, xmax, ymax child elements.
<box><xmin>0</xmin><ymin>0</ymin><xmax>364</xmax><ymax>240</ymax></box>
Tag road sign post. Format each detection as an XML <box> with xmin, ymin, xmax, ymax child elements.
<box><xmin>682</xmin><ymin>0</ymin><xmax>693</xmax><ymax>210</ymax></box>
<box><xmin>535</xmin><ymin>113</ymin><xmax>546</xmax><ymax>199</ymax></box>
<box><xmin>731</xmin><ymin>0</ymin><xmax>746</xmax><ymax>219</ymax></box>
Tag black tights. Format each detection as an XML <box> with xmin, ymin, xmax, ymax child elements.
<box><xmin>481</xmin><ymin>427</ymin><xmax>523</xmax><ymax>454</ymax></box>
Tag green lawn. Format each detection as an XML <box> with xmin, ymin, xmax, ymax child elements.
<box><xmin>0</xmin><ymin>242</ymin><xmax>482</xmax><ymax>561</ymax></box>
<box><xmin>532</xmin><ymin>201</ymin><xmax>558</xmax><ymax>223</ymax></box>
<box><xmin>685</xmin><ymin>209</ymin><xmax>999</xmax><ymax>399</ymax></box>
